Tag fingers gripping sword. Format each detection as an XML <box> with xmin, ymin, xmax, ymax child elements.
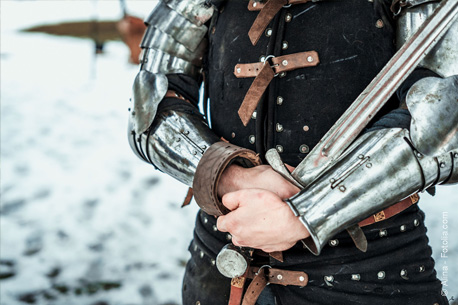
<box><xmin>266</xmin><ymin>0</ymin><xmax>458</xmax><ymax>252</ymax></box>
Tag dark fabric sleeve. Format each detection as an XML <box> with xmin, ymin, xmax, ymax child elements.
<box><xmin>166</xmin><ymin>73</ymin><xmax>202</xmax><ymax>108</ymax></box>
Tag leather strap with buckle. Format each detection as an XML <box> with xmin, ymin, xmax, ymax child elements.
<box><xmin>235</xmin><ymin>52</ymin><xmax>319</xmax><ymax>126</ymax></box>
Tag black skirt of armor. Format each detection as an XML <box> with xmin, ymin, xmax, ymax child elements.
<box><xmin>182</xmin><ymin>0</ymin><xmax>447</xmax><ymax>304</ymax></box>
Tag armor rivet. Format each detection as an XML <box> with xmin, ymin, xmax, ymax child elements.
<box><xmin>176</xmin><ymin>138</ymin><xmax>181</xmax><ymax>142</ymax></box>
<box><xmin>193</xmin><ymin>151</ymin><xmax>197</xmax><ymax>155</ymax></box>
<box><xmin>202</xmin><ymin>145</ymin><xmax>207</xmax><ymax>150</ymax></box>
<box><xmin>299</xmin><ymin>144</ymin><xmax>309</xmax><ymax>154</ymax></box>
<box><xmin>279</xmin><ymin>72</ymin><xmax>287</xmax><ymax>78</ymax></box>
<box><xmin>299</xmin><ymin>276</ymin><xmax>305</xmax><ymax>282</ymax></box>
<box><xmin>200</xmin><ymin>251</ymin><xmax>204</xmax><ymax>258</ymax></box>
<box><xmin>414</xmin><ymin>219</ymin><xmax>420</xmax><ymax>227</ymax></box>
<box><xmin>454</xmin><ymin>153</ymin><xmax>458</xmax><ymax>158</ymax></box>
<box><xmin>400</xmin><ymin>225</ymin><xmax>406</xmax><ymax>232</ymax></box>
<box><xmin>212</xmin><ymin>225</ymin><xmax>218</xmax><ymax>232</ymax></box>
<box><xmin>211</xmin><ymin>259</ymin><xmax>216</xmax><ymax>266</ymax></box>
<box><xmin>231</xmin><ymin>132</ymin><xmax>236</xmax><ymax>138</ymax></box>
<box><xmin>339</xmin><ymin>186</ymin><xmax>346</xmax><ymax>192</ymax></box>
<box><xmin>400</xmin><ymin>269</ymin><xmax>408</xmax><ymax>279</ymax></box>
<box><xmin>307</xmin><ymin>56</ymin><xmax>314</xmax><ymax>63</ymax></box>
<box><xmin>358</xmin><ymin>154</ymin><xmax>364</xmax><ymax>159</ymax></box>
<box><xmin>253</xmin><ymin>2</ymin><xmax>257</xmax><ymax>7</ymax></box>
<box><xmin>194</xmin><ymin>245</ymin><xmax>198</xmax><ymax>251</ymax></box>
<box><xmin>260</xmin><ymin>55</ymin><xmax>266</xmax><ymax>62</ymax></box>
<box><xmin>379</xmin><ymin>229</ymin><xmax>388</xmax><ymax>237</ymax></box>
<box><xmin>416</xmin><ymin>152</ymin><xmax>422</xmax><ymax>158</ymax></box>
<box><xmin>419</xmin><ymin>265</ymin><xmax>425</xmax><ymax>272</ymax></box>
<box><xmin>377</xmin><ymin>271</ymin><xmax>385</xmax><ymax>279</ymax></box>
<box><xmin>226</xmin><ymin>234</ymin><xmax>232</xmax><ymax>241</ymax></box>
<box><xmin>276</xmin><ymin>145</ymin><xmax>284</xmax><ymax>153</ymax></box>
<box><xmin>329</xmin><ymin>239</ymin><xmax>339</xmax><ymax>247</ymax></box>
<box><xmin>277</xmin><ymin>274</ymin><xmax>283</xmax><ymax>280</ymax></box>
<box><xmin>282</xmin><ymin>41</ymin><xmax>289</xmax><ymax>50</ymax></box>
<box><xmin>128</xmin><ymin>107</ymin><xmax>131</xmax><ymax>111</ymax></box>
<box><xmin>285</xmin><ymin>13</ymin><xmax>292</xmax><ymax>22</ymax></box>
<box><xmin>366</xmin><ymin>163</ymin><xmax>372</xmax><ymax>168</ymax></box>
<box><xmin>249</xmin><ymin>135</ymin><xmax>256</xmax><ymax>144</ymax></box>
<box><xmin>203</xmin><ymin>217</ymin><xmax>208</xmax><ymax>224</ymax></box>
<box><xmin>324</xmin><ymin>275</ymin><xmax>334</xmax><ymax>282</ymax></box>
<box><xmin>131</xmin><ymin>111</ymin><xmax>136</xmax><ymax>115</ymax></box>
<box><xmin>351</xmin><ymin>274</ymin><xmax>361</xmax><ymax>281</ymax></box>
<box><xmin>266</xmin><ymin>28</ymin><xmax>273</xmax><ymax>37</ymax></box>
<box><xmin>440</xmin><ymin>162</ymin><xmax>445</xmax><ymax>168</ymax></box>
<box><xmin>252</xmin><ymin>110</ymin><xmax>257</xmax><ymax>119</ymax></box>
<box><xmin>375</xmin><ymin>19</ymin><xmax>384</xmax><ymax>28</ymax></box>
<box><xmin>303</xmin><ymin>125</ymin><xmax>309</xmax><ymax>132</ymax></box>
<box><xmin>236</xmin><ymin>67</ymin><xmax>241</xmax><ymax>73</ymax></box>
<box><xmin>184</xmin><ymin>130</ymin><xmax>190</xmax><ymax>135</ymax></box>
<box><xmin>276</xmin><ymin>123</ymin><xmax>284</xmax><ymax>132</ymax></box>
<box><xmin>282</xmin><ymin>60</ymin><xmax>288</xmax><ymax>66</ymax></box>
<box><xmin>277</xmin><ymin>96</ymin><xmax>284</xmax><ymax>105</ymax></box>
<box><xmin>330</xmin><ymin>178</ymin><xmax>336</xmax><ymax>183</ymax></box>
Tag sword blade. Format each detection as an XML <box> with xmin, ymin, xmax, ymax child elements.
<box><xmin>291</xmin><ymin>0</ymin><xmax>458</xmax><ymax>187</ymax></box>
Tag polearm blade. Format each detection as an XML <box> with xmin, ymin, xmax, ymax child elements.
<box><xmin>290</xmin><ymin>0</ymin><xmax>458</xmax><ymax>187</ymax></box>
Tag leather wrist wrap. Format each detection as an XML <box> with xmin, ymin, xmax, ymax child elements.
<box><xmin>192</xmin><ymin>142</ymin><xmax>262</xmax><ymax>216</ymax></box>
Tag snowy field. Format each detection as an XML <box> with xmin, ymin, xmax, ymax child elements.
<box><xmin>1</xmin><ymin>1</ymin><xmax>457</xmax><ymax>305</ymax></box>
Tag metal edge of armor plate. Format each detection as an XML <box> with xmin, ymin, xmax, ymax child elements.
<box><xmin>130</xmin><ymin>70</ymin><xmax>168</xmax><ymax>135</ymax></box>
<box><xmin>140</xmin><ymin>26</ymin><xmax>207</xmax><ymax>66</ymax></box>
<box><xmin>133</xmin><ymin>109</ymin><xmax>220</xmax><ymax>186</ymax></box>
<box><xmin>145</xmin><ymin>1</ymin><xmax>208</xmax><ymax>52</ymax></box>
<box><xmin>406</xmin><ymin>76</ymin><xmax>458</xmax><ymax>157</ymax></box>
<box><xmin>286</xmin><ymin>128</ymin><xmax>456</xmax><ymax>255</ymax></box>
<box><xmin>140</xmin><ymin>48</ymin><xmax>200</xmax><ymax>78</ymax></box>
<box><xmin>396</xmin><ymin>1</ymin><xmax>458</xmax><ymax>77</ymax></box>
<box><xmin>164</xmin><ymin>0</ymin><xmax>214</xmax><ymax>26</ymax></box>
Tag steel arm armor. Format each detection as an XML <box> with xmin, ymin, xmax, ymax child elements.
<box><xmin>287</xmin><ymin>128</ymin><xmax>458</xmax><ymax>255</ymax></box>
<box><xmin>286</xmin><ymin>0</ymin><xmax>458</xmax><ymax>255</ymax></box>
<box><xmin>128</xmin><ymin>0</ymin><xmax>218</xmax><ymax>186</ymax></box>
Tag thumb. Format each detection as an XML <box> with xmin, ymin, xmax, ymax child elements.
<box><xmin>221</xmin><ymin>190</ymin><xmax>244</xmax><ymax>211</ymax></box>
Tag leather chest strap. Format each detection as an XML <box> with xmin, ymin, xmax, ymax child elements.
<box><xmin>193</xmin><ymin>142</ymin><xmax>262</xmax><ymax>216</ymax></box>
<box><xmin>235</xmin><ymin>51</ymin><xmax>319</xmax><ymax>126</ymax></box>
<box><xmin>248</xmin><ymin>0</ymin><xmax>312</xmax><ymax>45</ymax></box>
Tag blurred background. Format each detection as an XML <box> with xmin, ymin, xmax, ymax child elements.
<box><xmin>0</xmin><ymin>1</ymin><xmax>457</xmax><ymax>304</ymax></box>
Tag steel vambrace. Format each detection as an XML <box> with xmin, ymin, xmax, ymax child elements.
<box><xmin>286</xmin><ymin>128</ymin><xmax>458</xmax><ymax>255</ymax></box>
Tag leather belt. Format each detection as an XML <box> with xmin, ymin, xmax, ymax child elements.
<box><xmin>358</xmin><ymin>193</ymin><xmax>419</xmax><ymax>227</ymax></box>
<box><xmin>235</xmin><ymin>52</ymin><xmax>319</xmax><ymax>126</ymax></box>
<box><xmin>229</xmin><ymin>265</ymin><xmax>308</xmax><ymax>305</ymax></box>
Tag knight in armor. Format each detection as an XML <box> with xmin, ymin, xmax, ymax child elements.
<box><xmin>127</xmin><ymin>0</ymin><xmax>458</xmax><ymax>304</ymax></box>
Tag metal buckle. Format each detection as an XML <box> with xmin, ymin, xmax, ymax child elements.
<box><xmin>262</xmin><ymin>55</ymin><xmax>279</xmax><ymax>77</ymax></box>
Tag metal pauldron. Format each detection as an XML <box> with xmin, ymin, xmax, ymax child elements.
<box><xmin>396</xmin><ymin>0</ymin><xmax>458</xmax><ymax>77</ymax></box>
<box><xmin>128</xmin><ymin>108</ymin><xmax>220</xmax><ymax>186</ymax></box>
<box><xmin>286</xmin><ymin>128</ymin><xmax>457</xmax><ymax>255</ymax></box>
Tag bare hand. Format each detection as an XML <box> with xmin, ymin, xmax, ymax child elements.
<box><xmin>218</xmin><ymin>164</ymin><xmax>299</xmax><ymax>199</ymax></box>
<box><xmin>216</xmin><ymin>189</ymin><xmax>310</xmax><ymax>253</ymax></box>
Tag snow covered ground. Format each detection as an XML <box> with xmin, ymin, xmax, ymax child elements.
<box><xmin>1</xmin><ymin>1</ymin><xmax>457</xmax><ymax>304</ymax></box>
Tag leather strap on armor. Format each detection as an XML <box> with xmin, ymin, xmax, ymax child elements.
<box><xmin>235</xmin><ymin>51</ymin><xmax>320</xmax><ymax>126</ymax></box>
<box><xmin>229</xmin><ymin>266</ymin><xmax>309</xmax><ymax>305</ymax></box>
<box><xmin>248</xmin><ymin>0</ymin><xmax>312</xmax><ymax>45</ymax></box>
<box><xmin>193</xmin><ymin>142</ymin><xmax>262</xmax><ymax>216</ymax></box>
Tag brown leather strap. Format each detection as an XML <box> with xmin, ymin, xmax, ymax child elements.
<box><xmin>248</xmin><ymin>0</ymin><xmax>287</xmax><ymax>45</ymax></box>
<box><xmin>237</xmin><ymin>63</ymin><xmax>275</xmax><ymax>126</ymax></box>
<box><xmin>229</xmin><ymin>273</ymin><xmax>248</xmax><ymax>305</ymax></box>
<box><xmin>181</xmin><ymin>187</ymin><xmax>194</xmax><ymax>208</ymax></box>
<box><xmin>358</xmin><ymin>194</ymin><xmax>420</xmax><ymax>227</ymax></box>
<box><xmin>234</xmin><ymin>51</ymin><xmax>319</xmax><ymax>78</ymax></box>
<box><xmin>193</xmin><ymin>142</ymin><xmax>262</xmax><ymax>216</ymax></box>
<box><xmin>248</xmin><ymin>0</ymin><xmax>311</xmax><ymax>45</ymax></box>
<box><xmin>242</xmin><ymin>267</ymin><xmax>268</xmax><ymax>305</ymax></box>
